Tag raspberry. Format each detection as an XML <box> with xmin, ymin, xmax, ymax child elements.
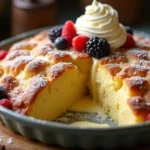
<box><xmin>62</xmin><ymin>20</ymin><xmax>77</xmax><ymax>47</ymax></box>
<box><xmin>145</xmin><ymin>113</ymin><xmax>150</xmax><ymax>121</ymax></box>
<box><xmin>0</xmin><ymin>99</ymin><xmax>12</xmax><ymax>109</ymax></box>
<box><xmin>122</xmin><ymin>34</ymin><xmax>136</xmax><ymax>48</ymax></box>
<box><xmin>0</xmin><ymin>50</ymin><xmax>8</xmax><ymax>60</ymax></box>
<box><xmin>86</xmin><ymin>37</ymin><xmax>110</xmax><ymax>59</ymax></box>
<box><xmin>72</xmin><ymin>36</ymin><xmax>89</xmax><ymax>52</ymax></box>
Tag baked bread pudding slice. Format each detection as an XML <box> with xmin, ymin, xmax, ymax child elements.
<box><xmin>0</xmin><ymin>32</ymin><xmax>91</xmax><ymax>120</ymax></box>
<box><xmin>96</xmin><ymin>48</ymin><xmax>150</xmax><ymax>125</ymax></box>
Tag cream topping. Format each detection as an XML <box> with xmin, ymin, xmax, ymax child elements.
<box><xmin>75</xmin><ymin>0</ymin><xmax>127</xmax><ymax>50</ymax></box>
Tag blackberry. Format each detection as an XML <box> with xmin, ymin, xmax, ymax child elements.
<box><xmin>125</xmin><ymin>26</ymin><xmax>133</xmax><ymax>35</ymax></box>
<box><xmin>54</xmin><ymin>37</ymin><xmax>68</xmax><ymax>50</ymax></box>
<box><xmin>49</xmin><ymin>25</ymin><xmax>63</xmax><ymax>43</ymax></box>
<box><xmin>86</xmin><ymin>37</ymin><xmax>110</xmax><ymax>59</ymax></box>
<box><xmin>0</xmin><ymin>86</ymin><xmax>7</xmax><ymax>99</ymax></box>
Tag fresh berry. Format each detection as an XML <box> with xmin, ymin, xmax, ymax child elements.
<box><xmin>49</xmin><ymin>25</ymin><xmax>63</xmax><ymax>43</ymax></box>
<box><xmin>122</xmin><ymin>34</ymin><xmax>136</xmax><ymax>48</ymax></box>
<box><xmin>62</xmin><ymin>21</ymin><xmax>77</xmax><ymax>47</ymax></box>
<box><xmin>0</xmin><ymin>50</ymin><xmax>8</xmax><ymax>60</ymax></box>
<box><xmin>125</xmin><ymin>26</ymin><xmax>133</xmax><ymax>35</ymax></box>
<box><xmin>86</xmin><ymin>37</ymin><xmax>110</xmax><ymax>59</ymax></box>
<box><xmin>54</xmin><ymin>37</ymin><xmax>68</xmax><ymax>50</ymax></box>
<box><xmin>0</xmin><ymin>99</ymin><xmax>12</xmax><ymax>109</ymax></box>
<box><xmin>0</xmin><ymin>86</ymin><xmax>7</xmax><ymax>99</ymax></box>
<box><xmin>145</xmin><ymin>113</ymin><xmax>150</xmax><ymax>121</ymax></box>
<box><xmin>72</xmin><ymin>36</ymin><xmax>89</xmax><ymax>52</ymax></box>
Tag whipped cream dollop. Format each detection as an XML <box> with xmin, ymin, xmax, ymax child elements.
<box><xmin>75</xmin><ymin>0</ymin><xmax>127</xmax><ymax>50</ymax></box>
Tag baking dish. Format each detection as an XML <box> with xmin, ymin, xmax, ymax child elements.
<box><xmin>0</xmin><ymin>27</ymin><xmax>150</xmax><ymax>149</ymax></box>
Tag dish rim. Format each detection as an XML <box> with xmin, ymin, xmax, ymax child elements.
<box><xmin>0</xmin><ymin>27</ymin><xmax>150</xmax><ymax>134</ymax></box>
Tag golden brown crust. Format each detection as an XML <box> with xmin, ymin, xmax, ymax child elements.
<box><xmin>24</xmin><ymin>59</ymin><xmax>48</xmax><ymax>75</ymax></box>
<box><xmin>11</xmin><ymin>75</ymin><xmax>48</xmax><ymax>114</ymax></box>
<box><xmin>116</xmin><ymin>65</ymin><xmax>148</xmax><ymax>79</ymax></box>
<box><xmin>134</xmin><ymin>34</ymin><xmax>150</xmax><ymax>50</ymax></box>
<box><xmin>124</xmin><ymin>77</ymin><xmax>149</xmax><ymax>96</ymax></box>
<box><xmin>46</xmin><ymin>62</ymin><xmax>76</xmax><ymax>81</ymax></box>
<box><xmin>10</xmin><ymin>40</ymin><xmax>37</xmax><ymax>51</ymax></box>
<box><xmin>46</xmin><ymin>51</ymin><xmax>72</xmax><ymax>63</ymax></box>
<box><xmin>5</xmin><ymin>56</ymin><xmax>33</xmax><ymax>76</ymax></box>
<box><xmin>99</xmin><ymin>52</ymin><xmax>128</xmax><ymax>65</ymax></box>
<box><xmin>0</xmin><ymin>76</ymin><xmax>19</xmax><ymax>93</ymax></box>
<box><xmin>31</xmin><ymin>44</ymin><xmax>53</xmax><ymax>57</ymax></box>
<box><xmin>103</xmin><ymin>64</ymin><xmax>122</xmax><ymax>76</ymax></box>
<box><xmin>6</xmin><ymin>50</ymin><xmax>30</xmax><ymax>61</ymax></box>
<box><xmin>125</xmin><ymin>49</ymin><xmax>148</xmax><ymax>61</ymax></box>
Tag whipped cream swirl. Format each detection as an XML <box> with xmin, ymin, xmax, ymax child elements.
<box><xmin>75</xmin><ymin>0</ymin><xmax>127</xmax><ymax>50</ymax></box>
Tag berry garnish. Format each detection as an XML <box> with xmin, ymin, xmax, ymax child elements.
<box><xmin>145</xmin><ymin>113</ymin><xmax>150</xmax><ymax>121</ymax></box>
<box><xmin>62</xmin><ymin>20</ymin><xmax>77</xmax><ymax>47</ymax></box>
<box><xmin>0</xmin><ymin>99</ymin><xmax>12</xmax><ymax>109</ymax></box>
<box><xmin>86</xmin><ymin>37</ymin><xmax>110</xmax><ymax>59</ymax></box>
<box><xmin>49</xmin><ymin>25</ymin><xmax>63</xmax><ymax>43</ymax></box>
<box><xmin>122</xmin><ymin>34</ymin><xmax>136</xmax><ymax>48</ymax></box>
<box><xmin>0</xmin><ymin>86</ymin><xmax>7</xmax><ymax>99</ymax></box>
<box><xmin>125</xmin><ymin>26</ymin><xmax>133</xmax><ymax>35</ymax></box>
<box><xmin>72</xmin><ymin>36</ymin><xmax>89</xmax><ymax>52</ymax></box>
<box><xmin>0</xmin><ymin>50</ymin><xmax>8</xmax><ymax>60</ymax></box>
<box><xmin>54</xmin><ymin>37</ymin><xmax>68</xmax><ymax>50</ymax></box>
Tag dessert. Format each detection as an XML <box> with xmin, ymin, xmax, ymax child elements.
<box><xmin>0</xmin><ymin>0</ymin><xmax>150</xmax><ymax>125</ymax></box>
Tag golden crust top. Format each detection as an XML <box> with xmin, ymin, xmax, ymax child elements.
<box><xmin>46</xmin><ymin>62</ymin><xmax>77</xmax><ymax>81</ymax></box>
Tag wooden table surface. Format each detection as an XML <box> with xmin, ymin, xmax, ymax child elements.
<box><xmin>0</xmin><ymin>122</ymin><xmax>150</xmax><ymax>150</ymax></box>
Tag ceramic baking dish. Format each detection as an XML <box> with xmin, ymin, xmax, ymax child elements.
<box><xmin>0</xmin><ymin>28</ymin><xmax>150</xmax><ymax>149</ymax></box>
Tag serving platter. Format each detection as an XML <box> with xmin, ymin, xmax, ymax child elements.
<box><xmin>0</xmin><ymin>27</ymin><xmax>150</xmax><ymax>149</ymax></box>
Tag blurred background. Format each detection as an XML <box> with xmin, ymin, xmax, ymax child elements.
<box><xmin>0</xmin><ymin>0</ymin><xmax>150</xmax><ymax>40</ymax></box>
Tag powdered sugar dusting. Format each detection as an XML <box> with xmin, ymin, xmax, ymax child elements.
<box><xmin>48</xmin><ymin>62</ymin><xmax>74</xmax><ymax>80</ymax></box>
<box><xmin>7</xmin><ymin>137</ymin><xmax>14</xmax><ymax>144</ymax></box>
<box><xmin>5</xmin><ymin>56</ymin><xmax>33</xmax><ymax>68</ymax></box>
<box><xmin>32</xmin><ymin>75</ymin><xmax>48</xmax><ymax>88</ymax></box>
<box><xmin>126</xmin><ymin>49</ymin><xmax>148</xmax><ymax>59</ymax></box>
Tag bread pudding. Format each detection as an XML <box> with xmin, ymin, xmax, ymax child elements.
<box><xmin>0</xmin><ymin>0</ymin><xmax>150</xmax><ymax>126</ymax></box>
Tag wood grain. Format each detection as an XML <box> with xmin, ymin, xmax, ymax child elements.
<box><xmin>0</xmin><ymin>122</ymin><xmax>64</xmax><ymax>150</ymax></box>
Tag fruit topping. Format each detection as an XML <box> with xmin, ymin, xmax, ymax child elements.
<box><xmin>0</xmin><ymin>99</ymin><xmax>12</xmax><ymax>109</ymax></box>
<box><xmin>54</xmin><ymin>37</ymin><xmax>68</xmax><ymax>50</ymax></box>
<box><xmin>122</xmin><ymin>34</ymin><xmax>136</xmax><ymax>48</ymax></box>
<box><xmin>0</xmin><ymin>86</ymin><xmax>7</xmax><ymax>99</ymax></box>
<box><xmin>72</xmin><ymin>36</ymin><xmax>89</xmax><ymax>52</ymax></box>
<box><xmin>125</xmin><ymin>26</ymin><xmax>133</xmax><ymax>35</ymax></box>
<box><xmin>62</xmin><ymin>21</ymin><xmax>77</xmax><ymax>47</ymax></box>
<box><xmin>145</xmin><ymin>113</ymin><xmax>150</xmax><ymax>121</ymax></box>
<box><xmin>86</xmin><ymin>37</ymin><xmax>110</xmax><ymax>59</ymax></box>
<box><xmin>49</xmin><ymin>25</ymin><xmax>63</xmax><ymax>43</ymax></box>
<box><xmin>0</xmin><ymin>50</ymin><xmax>8</xmax><ymax>60</ymax></box>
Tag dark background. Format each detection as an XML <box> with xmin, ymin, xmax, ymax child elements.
<box><xmin>1</xmin><ymin>0</ymin><xmax>150</xmax><ymax>41</ymax></box>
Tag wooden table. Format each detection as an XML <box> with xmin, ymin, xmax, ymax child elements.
<box><xmin>0</xmin><ymin>123</ymin><xmax>63</xmax><ymax>150</ymax></box>
<box><xmin>0</xmin><ymin>122</ymin><xmax>150</xmax><ymax>150</ymax></box>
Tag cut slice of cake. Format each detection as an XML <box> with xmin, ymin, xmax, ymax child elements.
<box><xmin>6</xmin><ymin>63</ymin><xmax>87</xmax><ymax>120</ymax></box>
<box><xmin>0</xmin><ymin>32</ymin><xmax>91</xmax><ymax>120</ymax></box>
<box><xmin>96</xmin><ymin>48</ymin><xmax>150</xmax><ymax>125</ymax></box>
